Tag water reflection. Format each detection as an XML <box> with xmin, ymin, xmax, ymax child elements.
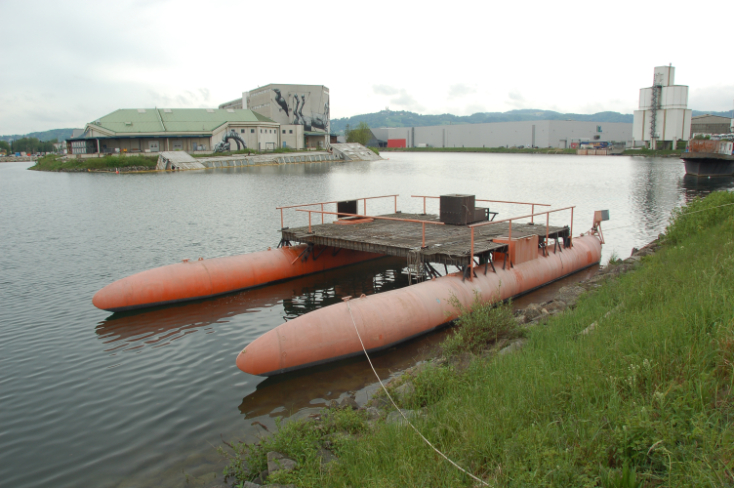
<box><xmin>629</xmin><ymin>158</ymin><xmax>684</xmax><ymax>242</ymax></box>
<box><xmin>680</xmin><ymin>174</ymin><xmax>734</xmax><ymax>202</ymax></box>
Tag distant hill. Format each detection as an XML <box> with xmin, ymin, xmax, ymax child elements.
<box><xmin>691</xmin><ymin>110</ymin><xmax>732</xmax><ymax>118</ymax></box>
<box><xmin>0</xmin><ymin>128</ymin><xmax>79</xmax><ymax>143</ymax></box>
<box><xmin>331</xmin><ymin>108</ymin><xmax>733</xmax><ymax>134</ymax></box>
<box><xmin>330</xmin><ymin>109</ymin><xmax>634</xmax><ymax>134</ymax></box>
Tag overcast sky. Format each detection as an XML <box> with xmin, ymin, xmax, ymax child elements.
<box><xmin>1</xmin><ymin>0</ymin><xmax>732</xmax><ymax>134</ymax></box>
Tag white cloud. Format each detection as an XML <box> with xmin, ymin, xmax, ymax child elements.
<box><xmin>0</xmin><ymin>0</ymin><xmax>731</xmax><ymax>133</ymax></box>
<box><xmin>448</xmin><ymin>84</ymin><xmax>476</xmax><ymax>99</ymax></box>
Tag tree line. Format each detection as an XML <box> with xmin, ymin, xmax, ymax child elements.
<box><xmin>0</xmin><ymin>137</ymin><xmax>59</xmax><ymax>154</ymax></box>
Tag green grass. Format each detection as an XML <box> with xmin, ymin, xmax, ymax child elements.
<box><xmin>222</xmin><ymin>191</ymin><xmax>734</xmax><ymax>487</ymax></box>
<box><xmin>29</xmin><ymin>154</ymin><xmax>157</xmax><ymax>171</ymax></box>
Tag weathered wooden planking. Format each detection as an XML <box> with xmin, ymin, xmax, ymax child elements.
<box><xmin>282</xmin><ymin>213</ymin><xmax>568</xmax><ymax>266</ymax></box>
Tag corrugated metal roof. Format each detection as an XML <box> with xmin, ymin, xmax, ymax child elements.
<box><xmin>90</xmin><ymin>108</ymin><xmax>276</xmax><ymax>134</ymax></box>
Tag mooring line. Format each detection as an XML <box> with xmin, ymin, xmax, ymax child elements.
<box><xmin>345</xmin><ymin>299</ymin><xmax>491</xmax><ymax>487</ymax></box>
<box><xmin>678</xmin><ymin>201</ymin><xmax>734</xmax><ymax>215</ymax></box>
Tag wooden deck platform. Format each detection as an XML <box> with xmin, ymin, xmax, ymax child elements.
<box><xmin>281</xmin><ymin>213</ymin><xmax>569</xmax><ymax>266</ymax></box>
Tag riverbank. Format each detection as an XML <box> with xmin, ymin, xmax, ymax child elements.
<box><xmin>220</xmin><ymin>190</ymin><xmax>734</xmax><ymax>487</ymax></box>
<box><xmin>378</xmin><ymin>147</ymin><xmax>684</xmax><ymax>157</ymax></box>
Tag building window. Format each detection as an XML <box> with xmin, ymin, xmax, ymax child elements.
<box><xmin>289</xmin><ymin>130</ymin><xmax>293</xmax><ymax>134</ymax></box>
<box><xmin>251</xmin><ymin>129</ymin><xmax>254</xmax><ymax>133</ymax></box>
<box><xmin>260</xmin><ymin>129</ymin><xmax>262</xmax><ymax>133</ymax></box>
<box><xmin>241</xmin><ymin>129</ymin><xmax>245</xmax><ymax>133</ymax></box>
<box><xmin>282</xmin><ymin>130</ymin><xmax>285</xmax><ymax>134</ymax></box>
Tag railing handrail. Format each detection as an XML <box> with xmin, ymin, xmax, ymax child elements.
<box><xmin>294</xmin><ymin>208</ymin><xmax>445</xmax><ymax>226</ymax></box>
<box><xmin>410</xmin><ymin>195</ymin><xmax>551</xmax><ymax>207</ymax></box>
<box><xmin>469</xmin><ymin>206</ymin><xmax>575</xmax><ymax>228</ymax></box>
<box><xmin>277</xmin><ymin>194</ymin><xmax>399</xmax><ymax>229</ymax></box>
<box><xmin>277</xmin><ymin>194</ymin><xmax>399</xmax><ymax>211</ymax></box>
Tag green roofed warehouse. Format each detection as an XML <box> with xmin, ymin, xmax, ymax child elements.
<box><xmin>67</xmin><ymin>108</ymin><xmax>284</xmax><ymax>155</ymax></box>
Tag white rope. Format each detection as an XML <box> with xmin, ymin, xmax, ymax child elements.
<box><xmin>678</xmin><ymin>201</ymin><xmax>734</xmax><ymax>215</ymax></box>
<box><xmin>345</xmin><ymin>299</ymin><xmax>490</xmax><ymax>486</ymax></box>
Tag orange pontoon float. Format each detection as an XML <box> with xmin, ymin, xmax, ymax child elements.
<box><xmin>93</xmin><ymin>245</ymin><xmax>382</xmax><ymax>312</ymax></box>
<box><xmin>236</xmin><ymin>195</ymin><xmax>608</xmax><ymax>376</ymax></box>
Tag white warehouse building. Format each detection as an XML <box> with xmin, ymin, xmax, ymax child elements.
<box><xmin>632</xmin><ymin>65</ymin><xmax>692</xmax><ymax>149</ymax></box>
<box><xmin>371</xmin><ymin>120</ymin><xmax>633</xmax><ymax>149</ymax></box>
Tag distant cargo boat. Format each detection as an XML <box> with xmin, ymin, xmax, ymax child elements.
<box><xmin>682</xmin><ymin>139</ymin><xmax>734</xmax><ymax>177</ymax></box>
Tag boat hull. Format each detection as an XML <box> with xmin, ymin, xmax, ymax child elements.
<box><xmin>237</xmin><ymin>234</ymin><xmax>602</xmax><ymax>376</ymax></box>
<box><xmin>682</xmin><ymin>153</ymin><xmax>734</xmax><ymax>177</ymax></box>
<box><xmin>92</xmin><ymin>245</ymin><xmax>383</xmax><ymax>312</ymax></box>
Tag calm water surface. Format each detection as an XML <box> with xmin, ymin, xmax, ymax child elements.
<box><xmin>1</xmin><ymin>153</ymin><xmax>732</xmax><ymax>487</ymax></box>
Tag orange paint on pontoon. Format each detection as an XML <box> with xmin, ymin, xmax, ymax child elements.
<box><xmin>92</xmin><ymin>245</ymin><xmax>382</xmax><ymax>312</ymax></box>
<box><xmin>237</xmin><ymin>234</ymin><xmax>602</xmax><ymax>376</ymax></box>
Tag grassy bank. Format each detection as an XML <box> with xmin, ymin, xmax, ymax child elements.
<box><xmin>29</xmin><ymin>154</ymin><xmax>157</xmax><ymax>171</ymax></box>
<box><xmin>222</xmin><ymin>191</ymin><xmax>734</xmax><ymax>487</ymax></box>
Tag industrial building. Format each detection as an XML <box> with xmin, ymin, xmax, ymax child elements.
<box><xmin>632</xmin><ymin>66</ymin><xmax>692</xmax><ymax>149</ymax></box>
<box><xmin>66</xmin><ymin>108</ymin><xmax>280</xmax><ymax>155</ymax></box>
<box><xmin>220</xmin><ymin>84</ymin><xmax>330</xmax><ymax>149</ymax></box>
<box><xmin>367</xmin><ymin>120</ymin><xmax>632</xmax><ymax>149</ymax></box>
<box><xmin>690</xmin><ymin>114</ymin><xmax>733</xmax><ymax>136</ymax></box>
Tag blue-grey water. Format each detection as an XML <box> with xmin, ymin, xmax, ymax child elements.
<box><xmin>1</xmin><ymin>153</ymin><xmax>731</xmax><ymax>487</ymax></box>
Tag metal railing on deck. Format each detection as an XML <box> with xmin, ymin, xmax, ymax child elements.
<box><xmin>467</xmin><ymin>206</ymin><xmax>575</xmax><ymax>280</ymax></box>
<box><xmin>411</xmin><ymin>195</ymin><xmax>551</xmax><ymax>224</ymax></box>
<box><xmin>276</xmin><ymin>194</ymin><xmax>399</xmax><ymax>228</ymax></box>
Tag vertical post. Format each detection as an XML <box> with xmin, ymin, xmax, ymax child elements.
<box><xmin>321</xmin><ymin>203</ymin><xmax>324</xmax><ymax>224</ymax></box>
<box><xmin>470</xmin><ymin>227</ymin><xmax>475</xmax><ymax>281</ymax></box>
<box><xmin>308</xmin><ymin>211</ymin><xmax>312</xmax><ymax>233</ymax></box>
<box><xmin>394</xmin><ymin>195</ymin><xmax>397</xmax><ymax>213</ymax></box>
<box><xmin>508</xmin><ymin>220</ymin><xmax>513</xmax><ymax>266</ymax></box>
<box><xmin>364</xmin><ymin>199</ymin><xmax>367</xmax><ymax>216</ymax></box>
<box><xmin>421</xmin><ymin>222</ymin><xmax>426</xmax><ymax>248</ymax></box>
<box><xmin>531</xmin><ymin>204</ymin><xmax>535</xmax><ymax>224</ymax></box>
<box><xmin>570</xmin><ymin>207</ymin><xmax>574</xmax><ymax>247</ymax></box>
<box><xmin>509</xmin><ymin>220</ymin><xmax>512</xmax><ymax>241</ymax></box>
<box><xmin>423</xmin><ymin>197</ymin><xmax>426</xmax><ymax>215</ymax></box>
<box><xmin>280</xmin><ymin>208</ymin><xmax>284</xmax><ymax>229</ymax></box>
<box><xmin>546</xmin><ymin>213</ymin><xmax>549</xmax><ymax>252</ymax></box>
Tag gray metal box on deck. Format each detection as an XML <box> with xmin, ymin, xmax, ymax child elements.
<box><xmin>440</xmin><ymin>194</ymin><xmax>475</xmax><ymax>225</ymax></box>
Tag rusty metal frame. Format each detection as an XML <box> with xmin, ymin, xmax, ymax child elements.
<box><xmin>467</xmin><ymin>206</ymin><xmax>575</xmax><ymax>281</ymax></box>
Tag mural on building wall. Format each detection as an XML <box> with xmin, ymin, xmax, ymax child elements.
<box><xmin>214</xmin><ymin>129</ymin><xmax>247</xmax><ymax>153</ymax></box>
<box><xmin>270</xmin><ymin>88</ymin><xmax>330</xmax><ymax>135</ymax></box>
